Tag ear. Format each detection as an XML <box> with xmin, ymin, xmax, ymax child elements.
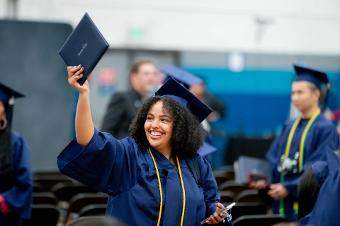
<box><xmin>312</xmin><ymin>88</ymin><xmax>321</xmax><ymax>100</ymax></box>
<box><xmin>130</xmin><ymin>73</ymin><xmax>137</xmax><ymax>84</ymax></box>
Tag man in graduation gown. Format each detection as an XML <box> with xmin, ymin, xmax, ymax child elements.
<box><xmin>0</xmin><ymin>83</ymin><xmax>32</xmax><ymax>226</ymax></box>
<box><xmin>253</xmin><ymin>65</ymin><xmax>339</xmax><ymax>220</ymax></box>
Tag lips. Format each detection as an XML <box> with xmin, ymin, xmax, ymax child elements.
<box><xmin>148</xmin><ymin>130</ymin><xmax>163</xmax><ymax>139</ymax></box>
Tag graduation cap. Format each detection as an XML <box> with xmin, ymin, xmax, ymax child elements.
<box><xmin>0</xmin><ymin>82</ymin><xmax>25</xmax><ymax>127</ymax></box>
<box><xmin>0</xmin><ymin>83</ymin><xmax>24</xmax><ymax>104</ymax></box>
<box><xmin>155</xmin><ymin>77</ymin><xmax>212</xmax><ymax>123</ymax></box>
<box><xmin>198</xmin><ymin>142</ymin><xmax>217</xmax><ymax>156</ymax></box>
<box><xmin>155</xmin><ymin>77</ymin><xmax>216</xmax><ymax>156</ymax></box>
<box><xmin>293</xmin><ymin>64</ymin><xmax>329</xmax><ymax>90</ymax></box>
<box><xmin>160</xmin><ymin>65</ymin><xmax>203</xmax><ymax>88</ymax></box>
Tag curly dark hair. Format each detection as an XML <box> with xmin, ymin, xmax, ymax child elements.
<box><xmin>129</xmin><ymin>96</ymin><xmax>205</xmax><ymax>159</ymax></box>
<box><xmin>298</xmin><ymin>167</ymin><xmax>321</xmax><ymax>218</ymax></box>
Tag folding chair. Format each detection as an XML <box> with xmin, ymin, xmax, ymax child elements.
<box><xmin>22</xmin><ymin>204</ymin><xmax>60</xmax><ymax>226</ymax></box>
<box><xmin>51</xmin><ymin>182</ymin><xmax>98</xmax><ymax>202</ymax></box>
<box><xmin>67</xmin><ymin>216</ymin><xmax>125</xmax><ymax>226</ymax></box>
<box><xmin>78</xmin><ymin>204</ymin><xmax>107</xmax><ymax>217</ymax></box>
<box><xmin>219</xmin><ymin>181</ymin><xmax>248</xmax><ymax>195</ymax></box>
<box><xmin>236</xmin><ymin>189</ymin><xmax>262</xmax><ymax>203</ymax></box>
<box><xmin>32</xmin><ymin>192</ymin><xmax>58</xmax><ymax>205</ymax></box>
<box><xmin>66</xmin><ymin>193</ymin><xmax>108</xmax><ymax>224</ymax></box>
<box><xmin>233</xmin><ymin>214</ymin><xmax>287</xmax><ymax>226</ymax></box>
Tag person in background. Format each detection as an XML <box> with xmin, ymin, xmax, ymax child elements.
<box><xmin>58</xmin><ymin>66</ymin><xmax>229</xmax><ymax>226</ymax></box>
<box><xmin>101</xmin><ymin>59</ymin><xmax>160</xmax><ymax>138</ymax></box>
<box><xmin>0</xmin><ymin>83</ymin><xmax>32</xmax><ymax>226</ymax></box>
<box><xmin>251</xmin><ymin>65</ymin><xmax>339</xmax><ymax>220</ymax></box>
<box><xmin>298</xmin><ymin>147</ymin><xmax>340</xmax><ymax>226</ymax></box>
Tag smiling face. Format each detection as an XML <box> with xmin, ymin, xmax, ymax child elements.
<box><xmin>144</xmin><ymin>100</ymin><xmax>173</xmax><ymax>154</ymax></box>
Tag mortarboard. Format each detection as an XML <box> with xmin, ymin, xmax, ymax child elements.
<box><xmin>198</xmin><ymin>142</ymin><xmax>217</xmax><ymax>156</ymax></box>
<box><xmin>0</xmin><ymin>83</ymin><xmax>24</xmax><ymax>104</ymax></box>
<box><xmin>0</xmin><ymin>82</ymin><xmax>25</xmax><ymax>127</ymax></box>
<box><xmin>155</xmin><ymin>77</ymin><xmax>212</xmax><ymax>122</ymax></box>
<box><xmin>293</xmin><ymin>64</ymin><xmax>329</xmax><ymax>90</ymax></box>
<box><xmin>155</xmin><ymin>77</ymin><xmax>216</xmax><ymax>156</ymax></box>
<box><xmin>160</xmin><ymin>65</ymin><xmax>203</xmax><ymax>88</ymax></box>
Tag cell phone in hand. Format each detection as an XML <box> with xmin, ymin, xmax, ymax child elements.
<box><xmin>200</xmin><ymin>202</ymin><xmax>236</xmax><ymax>225</ymax></box>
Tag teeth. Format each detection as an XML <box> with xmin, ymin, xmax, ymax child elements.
<box><xmin>150</xmin><ymin>131</ymin><xmax>162</xmax><ymax>136</ymax></box>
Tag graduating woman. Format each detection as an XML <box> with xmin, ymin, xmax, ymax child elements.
<box><xmin>58</xmin><ymin>65</ymin><xmax>229</xmax><ymax>226</ymax></box>
<box><xmin>252</xmin><ymin>65</ymin><xmax>339</xmax><ymax>220</ymax></box>
<box><xmin>0</xmin><ymin>83</ymin><xmax>32</xmax><ymax>226</ymax></box>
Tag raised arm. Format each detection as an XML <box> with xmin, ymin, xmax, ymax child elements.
<box><xmin>67</xmin><ymin>65</ymin><xmax>94</xmax><ymax>146</ymax></box>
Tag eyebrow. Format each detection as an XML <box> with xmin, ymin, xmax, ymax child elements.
<box><xmin>160</xmin><ymin>115</ymin><xmax>172</xmax><ymax>119</ymax></box>
<box><xmin>147</xmin><ymin>113</ymin><xmax>172</xmax><ymax>118</ymax></box>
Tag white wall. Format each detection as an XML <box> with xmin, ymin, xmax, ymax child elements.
<box><xmin>1</xmin><ymin>0</ymin><xmax>340</xmax><ymax>55</ymax></box>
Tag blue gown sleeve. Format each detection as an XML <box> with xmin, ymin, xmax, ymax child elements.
<box><xmin>57</xmin><ymin>129</ymin><xmax>139</xmax><ymax>195</ymax></box>
<box><xmin>1</xmin><ymin>133</ymin><xmax>32</xmax><ymax>219</ymax></box>
<box><xmin>198</xmin><ymin>156</ymin><xmax>220</xmax><ymax>216</ymax></box>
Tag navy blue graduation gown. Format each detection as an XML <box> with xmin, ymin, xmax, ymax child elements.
<box><xmin>0</xmin><ymin>132</ymin><xmax>32</xmax><ymax>226</ymax></box>
<box><xmin>58</xmin><ymin>129</ymin><xmax>221</xmax><ymax>226</ymax></box>
<box><xmin>299</xmin><ymin>150</ymin><xmax>340</xmax><ymax>226</ymax></box>
<box><xmin>266</xmin><ymin>115</ymin><xmax>339</xmax><ymax>220</ymax></box>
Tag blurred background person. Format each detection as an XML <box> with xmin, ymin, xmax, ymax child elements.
<box><xmin>0</xmin><ymin>83</ymin><xmax>32</xmax><ymax>226</ymax></box>
<box><xmin>101</xmin><ymin>59</ymin><xmax>160</xmax><ymax>138</ymax></box>
<box><xmin>298</xmin><ymin>148</ymin><xmax>340</xmax><ymax>226</ymax></box>
<box><xmin>251</xmin><ymin>65</ymin><xmax>339</xmax><ymax>220</ymax></box>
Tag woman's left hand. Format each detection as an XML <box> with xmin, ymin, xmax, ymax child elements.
<box><xmin>204</xmin><ymin>202</ymin><xmax>225</xmax><ymax>224</ymax></box>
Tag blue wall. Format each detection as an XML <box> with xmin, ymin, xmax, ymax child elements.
<box><xmin>186</xmin><ymin>67</ymin><xmax>340</xmax><ymax>136</ymax></box>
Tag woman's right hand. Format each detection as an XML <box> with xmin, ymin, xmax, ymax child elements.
<box><xmin>67</xmin><ymin>65</ymin><xmax>89</xmax><ymax>93</ymax></box>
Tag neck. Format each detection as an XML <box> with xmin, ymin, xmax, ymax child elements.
<box><xmin>156</xmin><ymin>146</ymin><xmax>174</xmax><ymax>163</ymax></box>
<box><xmin>301</xmin><ymin>105</ymin><xmax>319</xmax><ymax>119</ymax></box>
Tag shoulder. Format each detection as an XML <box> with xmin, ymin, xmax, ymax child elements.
<box><xmin>187</xmin><ymin>154</ymin><xmax>212</xmax><ymax>175</ymax></box>
<box><xmin>10</xmin><ymin>131</ymin><xmax>28</xmax><ymax>148</ymax></box>
<box><xmin>119</xmin><ymin>136</ymin><xmax>142</xmax><ymax>152</ymax></box>
<box><xmin>282</xmin><ymin>119</ymin><xmax>295</xmax><ymax>129</ymax></box>
<box><xmin>102</xmin><ymin>132</ymin><xmax>144</xmax><ymax>155</ymax></box>
<box><xmin>10</xmin><ymin>131</ymin><xmax>30</xmax><ymax>159</ymax></box>
<box><xmin>314</xmin><ymin>115</ymin><xmax>336</xmax><ymax>129</ymax></box>
<box><xmin>109</xmin><ymin>91</ymin><xmax>127</xmax><ymax>101</ymax></box>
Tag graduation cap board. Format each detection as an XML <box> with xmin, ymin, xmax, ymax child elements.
<box><xmin>0</xmin><ymin>82</ymin><xmax>24</xmax><ymax>104</ymax></box>
<box><xmin>0</xmin><ymin>82</ymin><xmax>25</xmax><ymax>127</ymax></box>
<box><xmin>293</xmin><ymin>64</ymin><xmax>329</xmax><ymax>89</ymax></box>
<box><xmin>155</xmin><ymin>77</ymin><xmax>216</xmax><ymax>156</ymax></box>
<box><xmin>160</xmin><ymin>65</ymin><xmax>203</xmax><ymax>88</ymax></box>
<box><xmin>198</xmin><ymin>142</ymin><xmax>217</xmax><ymax>156</ymax></box>
<box><xmin>59</xmin><ymin>13</ymin><xmax>109</xmax><ymax>85</ymax></box>
<box><xmin>155</xmin><ymin>77</ymin><xmax>212</xmax><ymax>123</ymax></box>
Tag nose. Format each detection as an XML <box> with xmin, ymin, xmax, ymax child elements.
<box><xmin>150</xmin><ymin>119</ymin><xmax>159</xmax><ymax>129</ymax></box>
